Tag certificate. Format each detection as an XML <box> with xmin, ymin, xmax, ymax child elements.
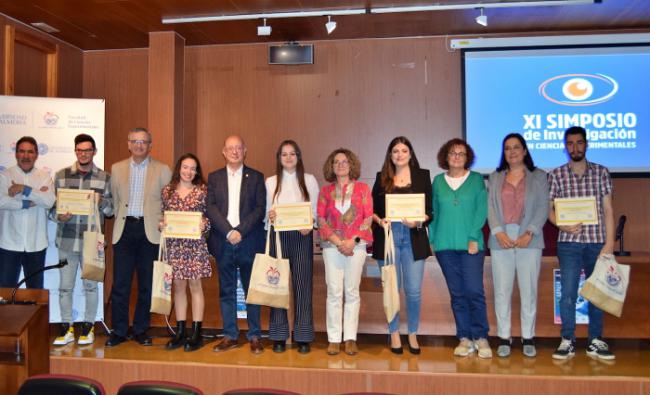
<box><xmin>164</xmin><ymin>211</ymin><xmax>202</xmax><ymax>239</ymax></box>
<box><xmin>386</xmin><ymin>193</ymin><xmax>426</xmax><ymax>221</ymax></box>
<box><xmin>56</xmin><ymin>188</ymin><xmax>94</xmax><ymax>215</ymax></box>
<box><xmin>554</xmin><ymin>197</ymin><xmax>598</xmax><ymax>226</ymax></box>
<box><xmin>274</xmin><ymin>202</ymin><xmax>313</xmax><ymax>231</ymax></box>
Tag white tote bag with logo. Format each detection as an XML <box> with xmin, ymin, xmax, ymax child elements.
<box><xmin>81</xmin><ymin>197</ymin><xmax>106</xmax><ymax>282</ymax></box>
<box><xmin>150</xmin><ymin>235</ymin><xmax>173</xmax><ymax>315</ymax></box>
<box><xmin>579</xmin><ymin>254</ymin><xmax>630</xmax><ymax>317</ymax></box>
<box><xmin>381</xmin><ymin>226</ymin><xmax>400</xmax><ymax>323</ymax></box>
<box><xmin>246</xmin><ymin>227</ymin><xmax>291</xmax><ymax>309</ymax></box>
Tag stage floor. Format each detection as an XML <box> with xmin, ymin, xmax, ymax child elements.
<box><xmin>50</xmin><ymin>331</ymin><xmax>650</xmax><ymax>379</ymax></box>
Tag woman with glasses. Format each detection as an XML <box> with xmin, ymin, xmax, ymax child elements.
<box><xmin>487</xmin><ymin>133</ymin><xmax>548</xmax><ymax>358</ymax></box>
<box><xmin>371</xmin><ymin>136</ymin><xmax>432</xmax><ymax>355</ymax></box>
<box><xmin>317</xmin><ymin>148</ymin><xmax>373</xmax><ymax>356</ymax></box>
<box><xmin>265</xmin><ymin>140</ymin><xmax>320</xmax><ymax>354</ymax></box>
<box><xmin>429</xmin><ymin>138</ymin><xmax>491</xmax><ymax>358</ymax></box>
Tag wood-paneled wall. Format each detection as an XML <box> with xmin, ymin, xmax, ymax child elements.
<box><xmin>186</xmin><ymin>38</ymin><xmax>459</xmax><ymax>187</ymax></box>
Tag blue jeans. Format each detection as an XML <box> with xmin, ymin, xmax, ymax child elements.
<box><xmin>376</xmin><ymin>222</ymin><xmax>424</xmax><ymax>334</ymax></box>
<box><xmin>557</xmin><ymin>242</ymin><xmax>604</xmax><ymax>341</ymax></box>
<box><xmin>217</xmin><ymin>240</ymin><xmax>261</xmax><ymax>341</ymax></box>
<box><xmin>0</xmin><ymin>247</ymin><xmax>46</xmax><ymax>289</ymax></box>
<box><xmin>436</xmin><ymin>250</ymin><xmax>489</xmax><ymax>340</ymax></box>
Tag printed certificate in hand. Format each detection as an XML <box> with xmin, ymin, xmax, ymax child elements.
<box><xmin>56</xmin><ymin>188</ymin><xmax>94</xmax><ymax>215</ymax></box>
<box><xmin>386</xmin><ymin>193</ymin><xmax>426</xmax><ymax>221</ymax></box>
<box><xmin>164</xmin><ymin>211</ymin><xmax>202</xmax><ymax>239</ymax></box>
<box><xmin>554</xmin><ymin>196</ymin><xmax>598</xmax><ymax>226</ymax></box>
<box><xmin>274</xmin><ymin>202</ymin><xmax>313</xmax><ymax>231</ymax></box>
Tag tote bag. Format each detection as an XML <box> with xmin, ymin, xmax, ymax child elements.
<box><xmin>81</xmin><ymin>196</ymin><xmax>106</xmax><ymax>282</ymax></box>
<box><xmin>579</xmin><ymin>254</ymin><xmax>630</xmax><ymax>317</ymax></box>
<box><xmin>150</xmin><ymin>235</ymin><xmax>173</xmax><ymax>315</ymax></box>
<box><xmin>381</xmin><ymin>226</ymin><xmax>400</xmax><ymax>323</ymax></box>
<box><xmin>246</xmin><ymin>227</ymin><xmax>291</xmax><ymax>309</ymax></box>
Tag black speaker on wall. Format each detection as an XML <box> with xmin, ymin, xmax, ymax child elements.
<box><xmin>268</xmin><ymin>43</ymin><xmax>314</xmax><ymax>65</ymax></box>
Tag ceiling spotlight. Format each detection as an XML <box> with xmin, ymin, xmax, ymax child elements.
<box><xmin>257</xmin><ymin>18</ymin><xmax>271</xmax><ymax>36</ymax></box>
<box><xmin>475</xmin><ymin>8</ymin><xmax>488</xmax><ymax>27</ymax></box>
<box><xmin>325</xmin><ymin>15</ymin><xmax>337</xmax><ymax>35</ymax></box>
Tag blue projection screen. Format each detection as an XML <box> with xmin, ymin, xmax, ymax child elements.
<box><xmin>464</xmin><ymin>46</ymin><xmax>650</xmax><ymax>174</ymax></box>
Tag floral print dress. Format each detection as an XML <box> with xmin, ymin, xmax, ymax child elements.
<box><xmin>162</xmin><ymin>184</ymin><xmax>212</xmax><ymax>280</ymax></box>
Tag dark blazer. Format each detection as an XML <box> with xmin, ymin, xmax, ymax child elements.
<box><xmin>206</xmin><ymin>165</ymin><xmax>266</xmax><ymax>260</ymax></box>
<box><xmin>371</xmin><ymin>168</ymin><xmax>433</xmax><ymax>261</ymax></box>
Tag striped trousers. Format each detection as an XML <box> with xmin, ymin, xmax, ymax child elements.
<box><xmin>268</xmin><ymin>229</ymin><xmax>314</xmax><ymax>343</ymax></box>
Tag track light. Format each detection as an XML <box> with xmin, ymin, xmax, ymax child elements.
<box><xmin>257</xmin><ymin>18</ymin><xmax>271</xmax><ymax>36</ymax></box>
<box><xmin>475</xmin><ymin>8</ymin><xmax>487</xmax><ymax>27</ymax></box>
<box><xmin>325</xmin><ymin>15</ymin><xmax>337</xmax><ymax>35</ymax></box>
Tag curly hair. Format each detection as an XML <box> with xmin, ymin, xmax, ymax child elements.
<box><xmin>322</xmin><ymin>148</ymin><xmax>361</xmax><ymax>182</ymax></box>
<box><xmin>437</xmin><ymin>138</ymin><xmax>475</xmax><ymax>170</ymax></box>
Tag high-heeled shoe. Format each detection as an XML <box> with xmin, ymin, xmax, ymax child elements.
<box><xmin>407</xmin><ymin>334</ymin><xmax>421</xmax><ymax>355</ymax></box>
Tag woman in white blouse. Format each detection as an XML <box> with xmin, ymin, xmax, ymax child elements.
<box><xmin>266</xmin><ymin>140</ymin><xmax>320</xmax><ymax>354</ymax></box>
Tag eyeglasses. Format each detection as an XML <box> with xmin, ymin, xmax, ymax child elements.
<box><xmin>225</xmin><ymin>146</ymin><xmax>244</xmax><ymax>153</ymax></box>
<box><xmin>448</xmin><ymin>151</ymin><xmax>467</xmax><ymax>158</ymax></box>
<box><xmin>334</xmin><ymin>160</ymin><xmax>349</xmax><ymax>166</ymax></box>
<box><xmin>75</xmin><ymin>148</ymin><xmax>95</xmax><ymax>154</ymax></box>
<box><xmin>128</xmin><ymin>139</ymin><xmax>151</xmax><ymax>145</ymax></box>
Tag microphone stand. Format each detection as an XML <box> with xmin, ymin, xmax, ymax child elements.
<box><xmin>8</xmin><ymin>260</ymin><xmax>68</xmax><ymax>305</ymax></box>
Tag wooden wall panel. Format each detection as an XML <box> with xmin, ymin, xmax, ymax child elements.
<box><xmin>83</xmin><ymin>49</ymin><xmax>148</xmax><ymax>168</ymax></box>
<box><xmin>13</xmin><ymin>42</ymin><xmax>47</xmax><ymax>97</ymax></box>
<box><xmin>186</xmin><ymin>38</ymin><xmax>458</xmax><ymax>186</ymax></box>
<box><xmin>56</xmin><ymin>43</ymin><xmax>83</xmax><ymax>98</ymax></box>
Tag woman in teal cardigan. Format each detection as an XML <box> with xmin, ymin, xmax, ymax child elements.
<box><xmin>429</xmin><ymin>138</ymin><xmax>491</xmax><ymax>359</ymax></box>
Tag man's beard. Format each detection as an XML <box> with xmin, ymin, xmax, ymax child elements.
<box><xmin>570</xmin><ymin>152</ymin><xmax>585</xmax><ymax>162</ymax></box>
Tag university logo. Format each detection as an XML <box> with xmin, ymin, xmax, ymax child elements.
<box><xmin>266</xmin><ymin>266</ymin><xmax>280</xmax><ymax>285</ymax></box>
<box><xmin>43</xmin><ymin>111</ymin><xmax>59</xmax><ymax>125</ymax></box>
<box><xmin>605</xmin><ymin>264</ymin><xmax>621</xmax><ymax>287</ymax></box>
<box><xmin>38</xmin><ymin>143</ymin><xmax>49</xmax><ymax>155</ymax></box>
<box><xmin>539</xmin><ymin>73</ymin><xmax>618</xmax><ymax>106</ymax></box>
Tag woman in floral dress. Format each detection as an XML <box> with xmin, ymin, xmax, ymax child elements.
<box><xmin>161</xmin><ymin>153</ymin><xmax>212</xmax><ymax>352</ymax></box>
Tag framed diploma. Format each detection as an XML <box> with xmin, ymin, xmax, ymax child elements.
<box><xmin>554</xmin><ymin>197</ymin><xmax>599</xmax><ymax>226</ymax></box>
<box><xmin>385</xmin><ymin>193</ymin><xmax>426</xmax><ymax>222</ymax></box>
<box><xmin>164</xmin><ymin>211</ymin><xmax>202</xmax><ymax>239</ymax></box>
<box><xmin>56</xmin><ymin>188</ymin><xmax>94</xmax><ymax>215</ymax></box>
<box><xmin>274</xmin><ymin>202</ymin><xmax>313</xmax><ymax>231</ymax></box>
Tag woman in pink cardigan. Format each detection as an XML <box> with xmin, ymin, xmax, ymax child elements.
<box><xmin>317</xmin><ymin>148</ymin><xmax>373</xmax><ymax>356</ymax></box>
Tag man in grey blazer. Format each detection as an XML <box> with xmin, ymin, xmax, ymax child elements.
<box><xmin>207</xmin><ymin>135</ymin><xmax>266</xmax><ymax>354</ymax></box>
<box><xmin>106</xmin><ymin>127</ymin><xmax>171</xmax><ymax>347</ymax></box>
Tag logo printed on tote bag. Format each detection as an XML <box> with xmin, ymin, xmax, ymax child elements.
<box><xmin>606</xmin><ymin>264</ymin><xmax>621</xmax><ymax>286</ymax></box>
<box><xmin>266</xmin><ymin>266</ymin><xmax>280</xmax><ymax>285</ymax></box>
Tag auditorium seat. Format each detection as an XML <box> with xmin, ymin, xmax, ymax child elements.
<box><xmin>18</xmin><ymin>374</ymin><xmax>106</xmax><ymax>395</ymax></box>
<box><xmin>117</xmin><ymin>380</ymin><xmax>204</xmax><ymax>395</ymax></box>
<box><xmin>222</xmin><ymin>389</ymin><xmax>301</xmax><ymax>395</ymax></box>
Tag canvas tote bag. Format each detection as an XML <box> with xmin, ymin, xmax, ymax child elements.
<box><xmin>246</xmin><ymin>226</ymin><xmax>291</xmax><ymax>309</ymax></box>
<box><xmin>579</xmin><ymin>254</ymin><xmax>630</xmax><ymax>317</ymax></box>
<box><xmin>81</xmin><ymin>195</ymin><xmax>106</xmax><ymax>282</ymax></box>
<box><xmin>382</xmin><ymin>226</ymin><xmax>400</xmax><ymax>323</ymax></box>
<box><xmin>150</xmin><ymin>235</ymin><xmax>173</xmax><ymax>315</ymax></box>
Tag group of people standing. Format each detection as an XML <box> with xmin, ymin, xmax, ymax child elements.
<box><xmin>0</xmin><ymin>125</ymin><xmax>615</xmax><ymax>362</ymax></box>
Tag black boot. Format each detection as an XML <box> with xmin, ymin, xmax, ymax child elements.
<box><xmin>166</xmin><ymin>320</ymin><xmax>186</xmax><ymax>350</ymax></box>
<box><xmin>184</xmin><ymin>321</ymin><xmax>203</xmax><ymax>352</ymax></box>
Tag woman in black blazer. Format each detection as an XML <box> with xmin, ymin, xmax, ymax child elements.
<box><xmin>372</xmin><ymin>136</ymin><xmax>433</xmax><ymax>355</ymax></box>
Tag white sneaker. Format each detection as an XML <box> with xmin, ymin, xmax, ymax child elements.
<box><xmin>78</xmin><ymin>322</ymin><xmax>95</xmax><ymax>345</ymax></box>
<box><xmin>53</xmin><ymin>324</ymin><xmax>74</xmax><ymax>346</ymax></box>
<box><xmin>454</xmin><ymin>338</ymin><xmax>476</xmax><ymax>357</ymax></box>
<box><xmin>475</xmin><ymin>338</ymin><xmax>493</xmax><ymax>359</ymax></box>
